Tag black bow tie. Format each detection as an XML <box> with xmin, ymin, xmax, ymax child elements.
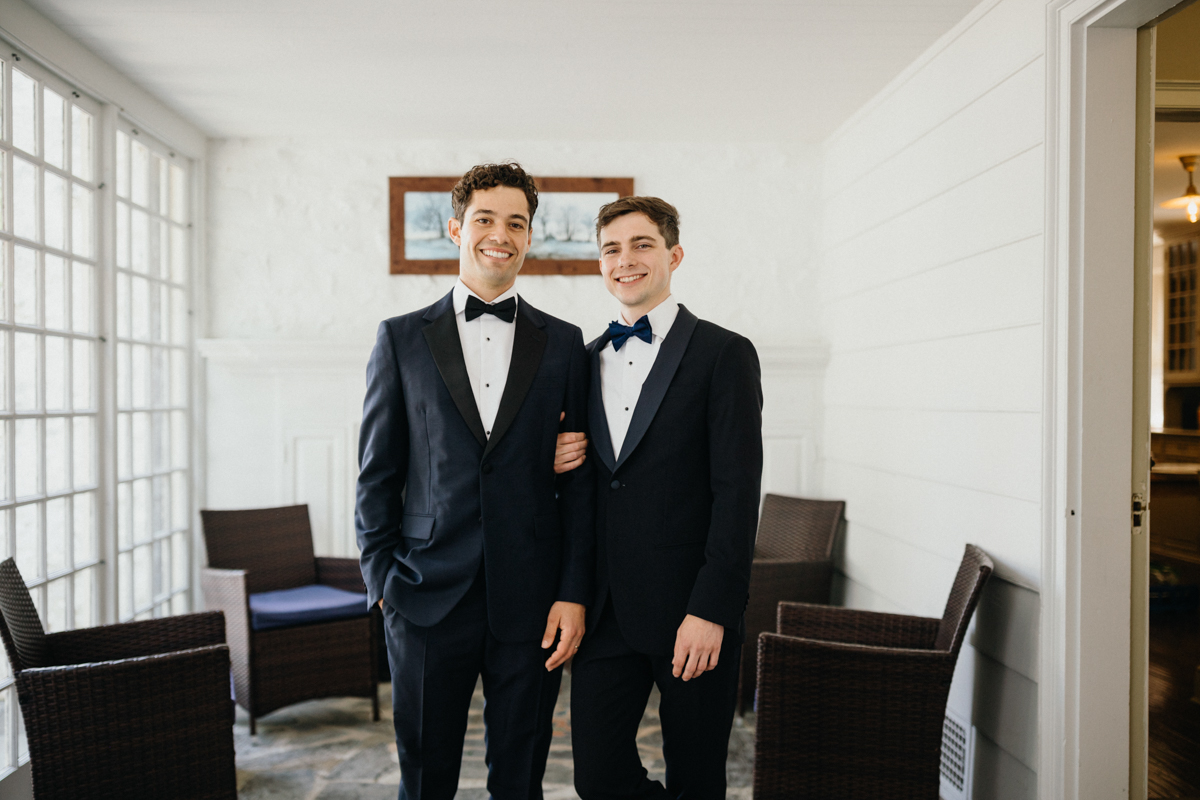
<box><xmin>464</xmin><ymin>295</ymin><xmax>516</xmax><ymax>323</ymax></box>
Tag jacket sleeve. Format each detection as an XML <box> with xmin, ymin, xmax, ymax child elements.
<box><xmin>685</xmin><ymin>334</ymin><xmax>763</xmax><ymax>629</ymax></box>
<box><xmin>554</xmin><ymin>326</ymin><xmax>596</xmax><ymax>606</ymax></box>
<box><xmin>355</xmin><ymin>321</ymin><xmax>410</xmax><ymax>608</ymax></box>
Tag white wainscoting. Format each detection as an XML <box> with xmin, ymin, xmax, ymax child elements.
<box><xmin>198</xmin><ymin>339</ymin><xmax>827</xmax><ymax>558</ymax></box>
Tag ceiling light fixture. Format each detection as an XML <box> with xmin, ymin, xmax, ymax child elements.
<box><xmin>1162</xmin><ymin>155</ymin><xmax>1200</xmax><ymax>224</ymax></box>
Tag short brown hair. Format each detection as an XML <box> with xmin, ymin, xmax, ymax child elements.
<box><xmin>595</xmin><ymin>196</ymin><xmax>680</xmax><ymax>249</ymax></box>
<box><xmin>451</xmin><ymin>162</ymin><xmax>539</xmax><ymax>222</ymax></box>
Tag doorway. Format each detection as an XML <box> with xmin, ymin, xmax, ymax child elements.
<box><xmin>1146</xmin><ymin>2</ymin><xmax>1200</xmax><ymax>796</ymax></box>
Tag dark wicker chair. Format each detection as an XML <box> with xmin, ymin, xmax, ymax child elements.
<box><xmin>0</xmin><ymin>557</ymin><xmax>236</xmax><ymax>799</ymax></box>
<box><xmin>753</xmin><ymin>544</ymin><xmax>993</xmax><ymax>799</ymax></box>
<box><xmin>738</xmin><ymin>494</ymin><xmax>844</xmax><ymax>715</ymax></box>
<box><xmin>200</xmin><ymin>504</ymin><xmax>381</xmax><ymax>734</ymax></box>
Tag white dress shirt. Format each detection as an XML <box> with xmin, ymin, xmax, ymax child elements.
<box><xmin>453</xmin><ymin>280</ymin><xmax>517</xmax><ymax>438</ymax></box>
<box><xmin>599</xmin><ymin>297</ymin><xmax>680</xmax><ymax>460</ymax></box>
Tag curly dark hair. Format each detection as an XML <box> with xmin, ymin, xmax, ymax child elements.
<box><xmin>451</xmin><ymin>162</ymin><xmax>539</xmax><ymax>223</ymax></box>
<box><xmin>595</xmin><ymin>196</ymin><xmax>680</xmax><ymax>249</ymax></box>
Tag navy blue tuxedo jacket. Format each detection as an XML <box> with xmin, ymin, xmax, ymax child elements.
<box><xmin>355</xmin><ymin>290</ymin><xmax>595</xmax><ymax>643</ymax></box>
<box><xmin>587</xmin><ymin>306</ymin><xmax>763</xmax><ymax>655</ymax></box>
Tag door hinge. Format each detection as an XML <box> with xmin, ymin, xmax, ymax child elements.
<box><xmin>1132</xmin><ymin>492</ymin><xmax>1147</xmax><ymax>533</ymax></box>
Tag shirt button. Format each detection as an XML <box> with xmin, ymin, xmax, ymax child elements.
<box><xmin>486</xmin><ymin>383</ymin><xmax>490</xmax><ymax>387</ymax></box>
<box><xmin>629</xmin><ymin>362</ymin><xmax>632</xmax><ymax>366</ymax></box>
<box><xmin>482</xmin><ymin>464</ymin><xmax>493</xmax><ymax>474</ymax></box>
<box><xmin>625</xmin><ymin>407</ymin><xmax>629</xmax><ymax>411</ymax></box>
<box><xmin>610</xmin><ymin>480</ymin><xmax>621</xmax><ymax>490</ymax></box>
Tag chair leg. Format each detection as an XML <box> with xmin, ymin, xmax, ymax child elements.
<box><xmin>249</xmin><ymin>715</ymin><xmax>256</xmax><ymax>736</ymax></box>
<box><xmin>372</xmin><ymin>687</ymin><xmax>380</xmax><ymax>722</ymax></box>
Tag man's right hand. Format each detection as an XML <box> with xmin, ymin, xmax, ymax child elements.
<box><xmin>377</xmin><ymin>599</ymin><xmax>383</xmax><ymax>609</ymax></box>
<box><xmin>555</xmin><ymin>412</ymin><xmax>587</xmax><ymax>474</ymax></box>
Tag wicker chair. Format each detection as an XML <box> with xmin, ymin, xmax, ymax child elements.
<box><xmin>199</xmin><ymin>504</ymin><xmax>381</xmax><ymax>734</ymax></box>
<box><xmin>0</xmin><ymin>557</ymin><xmax>236</xmax><ymax>799</ymax></box>
<box><xmin>753</xmin><ymin>544</ymin><xmax>993</xmax><ymax>799</ymax></box>
<box><xmin>738</xmin><ymin>494</ymin><xmax>844</xmax><ymax>716</ymax></box>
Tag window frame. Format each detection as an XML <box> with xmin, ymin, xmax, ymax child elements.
<box><xmin>0</xmin><ymin>37</ymin><xmax>198</xmax><ymax>780</ymax></box>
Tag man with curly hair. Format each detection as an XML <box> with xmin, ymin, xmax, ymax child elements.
<box><xmin>356</xmin><ymin>162</ymin><xmax>595</xmax><ymax>799</ymax></box>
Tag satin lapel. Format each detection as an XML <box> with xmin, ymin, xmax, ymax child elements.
<box><xmin>588</xmin><ymin>332</ymin><xmax>617</xmax><ymax>474</ymax></box>
<box><xmin>422</xmin><ymin>304</ymin><xmax>487</xmax><ymax>449</ymax></box>
<box><xmin>483</xmin><ymin>304</ymin><xmax>547</xmax><ymax>459</ymax></box>
<box><xmin>614</xmin><ymin>306</ymin><xmax>699</xmax><ymax>472</ymax></box>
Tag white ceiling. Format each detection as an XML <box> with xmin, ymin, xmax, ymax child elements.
<box><xmin>24</xmin><ymin>0</ymin><xmax>983</xmax><ymax>142</ymax></box>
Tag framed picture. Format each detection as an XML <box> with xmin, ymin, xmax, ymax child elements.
<box><xmin>389</xmin><ymin>176</ymin><xmax>635</xmax><ymax>275</ymax></box>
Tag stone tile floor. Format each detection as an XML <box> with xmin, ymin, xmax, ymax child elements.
<box><xmin>235</xmin><ymin>673</ymin><xmax>755</xmax><ymax>799</ymax></box>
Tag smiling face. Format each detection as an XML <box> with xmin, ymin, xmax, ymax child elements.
<box><xmin>447</xmin><ymin>185</ymin><xmax>533</xmax><ymax>301</ymax></box>
<box><xmin>599</xmin><ymin>212</ymin><xmax>684</xmax><ymax>322</ymax></box>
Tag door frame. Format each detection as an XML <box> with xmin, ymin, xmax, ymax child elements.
<box><xmin>1042</xmin><ymin>0</ymin><xmax>1178</xmax><ymax>797</ymax></box>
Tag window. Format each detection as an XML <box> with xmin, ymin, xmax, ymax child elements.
<box><xmin>1166</xmin><ymin>238</ymin><xmax>1198</xmax><ymax>376</ymax></box>
<box><xmin>0</xmin><ymin>49</ymin><xmax>101</xmax><ymax>771</ymax></box>
<box><xmin>113</xmin><ymin>126</ymin><xmax>191</xmax><ymax>621</ymax></box>
<box><xmin>0</xmin><ymin>44</ymin><xmax>194</xmax><ymax>776</ymax></box>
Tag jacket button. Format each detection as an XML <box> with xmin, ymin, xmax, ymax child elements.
<box><xmin>610</xmin><ymin>480</ymin><xmax>621</xmax><ymax>490</ymax></box>
<box><xmin>482</xmin><ymin>464</ymin><xmax>493</xmax><ymax>474</ymax></box>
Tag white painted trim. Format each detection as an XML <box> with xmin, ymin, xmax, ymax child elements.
<box><xmin>1042</xmin><ymin>0</ymin><xmax>1176</xmax><ymax>797</ymax></box>
<box><xmin>196</xmin><ymin>339</ymin><xmax>374</xmax><ymax>369</ymax></box>
<box><xmin>1156</xmin><ymin>80</ymin><xmax>1200</xmax><ymax>109</ymax></box>
<box><xmin>0</xmin><ymin>0</ymin><xmax>206</xmax><ymax>158</ymax></box>
<box><xmin>196</xmin><ymin>338</ymin><xmax>831</xmax><ymax>374</ymax></box>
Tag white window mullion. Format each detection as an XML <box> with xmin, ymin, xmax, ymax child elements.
<box><xmin>0</xmin><ymin>42</ymin><xmax>103</xmax><ymax>778</ymax></box>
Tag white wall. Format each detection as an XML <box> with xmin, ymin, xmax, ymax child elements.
<box><xmin>202</xmin><ymin>138</ymin><xmax>828</xmax><ymax>554</ymax></box>
<box><xmin>816</xmin><ymin>0</ymin><xmax>1045</xmax><ymax>797</ymax></box>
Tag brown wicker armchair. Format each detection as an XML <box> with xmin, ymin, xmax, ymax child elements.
<box><xmin>753</xmin><ymin>544</ymin><xmax>993</xmax><ymax>799</ymax></box>
<box><xmin>738</xmin><ymin>494</ymin><xmax>844</xmax><ymax>715</ymax></box>
<box><xmin>0</xmin><ymin>558</ymin><xmax>236</xmax><ymax>799</ymax></box>
<box><xmin>200</xmin><ymin>504</ymin><xmax>381</xmax><ymax>734</ymax></box>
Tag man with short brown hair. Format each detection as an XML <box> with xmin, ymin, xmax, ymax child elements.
<box><xmin>357</xmin><ymin>162</ymin><xmax>594</xmax><ymax>799</ymax></box>
<box><xmin>557</xmin><ymin>195</ymin><xmax>763</xmax><ymax>798</ymax></box>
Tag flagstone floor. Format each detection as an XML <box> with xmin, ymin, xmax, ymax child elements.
<box><xmin>234</xmin><ymin>673</ymin><xmax>756</xmax><ymax>799</ymax></box>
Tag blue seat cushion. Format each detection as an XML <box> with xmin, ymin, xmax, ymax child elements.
<box><xmin>248</xmin><ymin>584</ymin><xmax>369</xmax><ymax>631</ymax></box>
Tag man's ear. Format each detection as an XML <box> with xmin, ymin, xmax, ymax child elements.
<box><xmin>448</xmin><ymin>216</ymin><xmax>462</xmax><ymax>246</ymax></box>
<box><xmin>669</xmin><ymin>244</ymin><xmax>685</xmax><ymax>272</ymax></box>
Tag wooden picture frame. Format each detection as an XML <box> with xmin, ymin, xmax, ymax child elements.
<box><xmin>389</xmin><ymin>176</ymin><xmax>634</xmax><ymax>275</ymax></box>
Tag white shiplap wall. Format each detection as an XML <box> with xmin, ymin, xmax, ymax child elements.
<box><xmin>817</xmin><ymin>0</ymin><xmax>1046</xmax><ymax>796</ymax></box>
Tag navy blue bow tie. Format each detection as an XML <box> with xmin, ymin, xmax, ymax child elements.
<box><xmin>464</xmin><ymin>295</ymin><xmax>516</xmax><ymax>323</ymax></box>
<box><xmin>608</xmin><ymin>316</ymin><xmax>652</xmax><ymax>351</ymax></box>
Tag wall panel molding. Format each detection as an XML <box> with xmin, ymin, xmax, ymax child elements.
<box><xmin>201</xmin><ymin>338</ymin><xmax>829</xmax><ymax>557</ymax></box>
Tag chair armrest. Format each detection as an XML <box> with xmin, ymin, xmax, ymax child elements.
<box><xmin>753</xmin><ymin>631</ymin><xmax>955</xmax><ymax>794</ymax></box>
<box><xmin>776</xmin><ymin>602</ymin><xmax>939</xmax><ymax>650</ymax></box>
<box><xmin>200</xmin><ymin>567</ymin><xmax>248</xmax><ymax>616</ymax></box>
<box><xmin>315</xmin><ymin>556</ymin><xmax>368</xmax><ymax>594</ymax></box>
<box><xmin>45</xmin><ymin>611</ymin><xmax>226</xmax><ymax>666</ymax></box>
<box><xmin>200</xmin><ymin>567</ymin><xmax>250</xmax><ymax>676</ymax></box>
<box><xmin>16</xmin><ymin>645</ymin><xmax>236</xmax><ymax>797</ymax></box>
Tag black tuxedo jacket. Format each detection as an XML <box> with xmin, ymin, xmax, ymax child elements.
<box><xmin>587</xmin><ymin>305</ymin><xmax>763</xmax><ymax>655</ymax></box>
<box><xmin>355</xmin><ymin>290</ymin><xmax>594</xmax><ymax>643</ymax></box>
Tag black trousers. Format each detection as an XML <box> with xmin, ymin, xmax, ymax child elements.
<box><xmin>570</xmin><ymin>598</ymin><xmax>740</xmax><ymax>800</ymax></box>
<box><xmin>382</xmin><ymin>570</ymin><xmax>562</xmax><ymax>800</ymax></box>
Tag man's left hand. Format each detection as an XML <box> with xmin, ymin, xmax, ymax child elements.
<box><xmin>672</xmin><ymin>614</ymin><xmax>724</xmax><ymax>681</ymax></box>
<box><xmin>542</xmin><ymin>601</ymin><xmax>586</xmax><ymax>670</ymax></box>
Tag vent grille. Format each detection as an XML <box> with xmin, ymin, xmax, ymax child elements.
<box><xmin>939</xmin><ymin>711</ymin><xmax>972</xmax><ymax>800</ymax></box>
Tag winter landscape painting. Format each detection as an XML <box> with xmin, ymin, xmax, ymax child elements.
<box><xmin>389</xmin><ymin>176</ymin><xmax>634</xmax><ymax>275</ymax></box>
<box><xmin>404</xmin><ymin>191</ymin><xmax>619</xmax><ymax>261</ymax></box>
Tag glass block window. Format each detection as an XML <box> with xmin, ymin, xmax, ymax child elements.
<box><xmin>0</xmin><ymin>52</ymin><xmax>101</xmax><ymax>773</ymax></box>
<box><xmin>1166</xmin><ymin>239</ymin><xmax>1198</xmax><ymax>376</ymax></box>
<box><xmin>114</xmin><ymin>126</ymin><xmax>191</xmax><ymax>622</ymax></box>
